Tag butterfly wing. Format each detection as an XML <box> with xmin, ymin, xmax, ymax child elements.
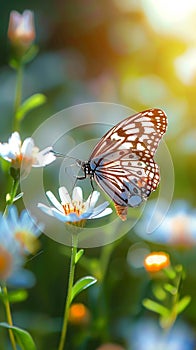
<box><xmin>89</xmin><ymin>109</ymin><xmax>167</xmax><ymax>220</ymax></box>
<box><xmin>90</xmin><ymin>108</ymin><xmax>167</xmax><ymax>159</ymax></box>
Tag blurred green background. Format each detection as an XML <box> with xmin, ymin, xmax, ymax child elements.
<box><xmin>1</xmin><ymin>1</ymin><xmax>196</xmax><ymax>349</ymax></box>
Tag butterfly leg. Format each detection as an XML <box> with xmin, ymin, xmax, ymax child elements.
<box><xmin>76</xmin><ymin>175</ymin><xmax>87</xmax><ymax>180</ymax></box>
<box><xmin>90</xmin><ymin>176</ymin><xmax>95</xmax><ymax>191</ymax></box>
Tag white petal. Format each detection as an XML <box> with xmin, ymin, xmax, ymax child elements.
<box><xmin>37</xmin><ymin>203</ymin><xmax>55</xmax><ymax>217</ymax></box>
<box><xmin>52</xmin><ymin>209</ymin><xmax>81</xmax><ymax>222</ymax></box>
<box><xmin>86</xmin><ymin>191</ymin><xmax>100</xmax><ymax>208</ymax></box>
<box><xmin>38</xmin><ymin>203</ymin><xmax>66</xmax><ymax>223</ymax></box>
<box><xmin>9</xmin><ymin>132</ymin><xmax>21</xmax><ymax>145</ymax></box>
<box><xmin>0</xmin><ymin>132</ymin><xmax>21</xmax><ymax>160</ymax></box>
<box><xmin>0</xmin><ymin>143</ymin><xmax>14</xmax><ymax>160</ymax></box>
<box><xmin>59</xmin><ymin>187</ymin><xmax>71</xmax><ymax>204</ymax></box>
<box><xmin>11</xmin><ymin>11</ymin><xmax>22</xmax><ymax>27</ymax></box>
<box><xmin>9</xmin><ymin>132</ymin><xmax>21</xmax><ymax>154</ymax></box>
<box><xmin>92</xmin><ymin>207</ymin><xmax>113</xmax><ymax>219</ymax></box>
<box><xmin>21</xmin><ymin>138</ymin><xmax>34</xmax><ymax>156</ymax></box>
<box><xmin>46</xmin><ymin>191</ymin><xmax>64</xmax><ymax>212</ymax></box>
<box><xmin>33</xmin><ymin>146</ymin><xmax>56</xmax><ymax>167</ymax></box>
<box><xmin>90</xmin><ymin>202</ymin><xmax>112</xmax><ymax>218</ymax></box>
<box><xmin>72</xmin><ymin>187</ymin><xmax>83</xmax><ymax>202</ymax></box>
<box><xmin>22</xmin><ymin>10</ymin><xmax>34</xmax><ymax>32</ymax></box>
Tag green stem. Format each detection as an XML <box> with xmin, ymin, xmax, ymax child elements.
<box><xmin>58</xmin><ymin>233</ymin><xmax>78</xmax><ymax>350</ymax></box>
<box><xmin>2</xmin><ymin>285</ymin><xmax>17</xmax><ymax>350</ymax></box>
<box><xmin>169</xmin><ymin>268</ymin><xmax>183</xmax><ymax>328</ymax></box>
<box><xmin>4</xmin><ymin>178</ymin><xmax>19</xmax><ymax>216</ymax></box>
<box><xmin>13</xmin><ymin>64</ymin><xmax>23</xmax><ymax>131</ymax></box>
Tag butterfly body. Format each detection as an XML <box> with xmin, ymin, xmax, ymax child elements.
<box><xmin>78</xmin><ymin>108</ymin><xmax>168</xmax><ymax>220</ymax></box>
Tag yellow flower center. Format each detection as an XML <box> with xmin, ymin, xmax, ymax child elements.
<box><xmin>0</xmin><ymin>246</ymin><xmax>13</xmax><ymax>280</ymax></box>
<box><xmin>15</xmin><ymin>231</ymin><xmax>39</xmax><ymax>254</ymax></box>
<box><xmin>62</xmin><ymin>201</ymin><xmax>87</xmax><ymax>227</ymax></box>
<box><xmin>62</xmin><ymin>201</ymin><xmax>86</xmax><ymax>216</ymax></box>
<box><xmin>12</xmin><ymin>154</ymin><xmax>33</xmax><ymax>169</ymax></box>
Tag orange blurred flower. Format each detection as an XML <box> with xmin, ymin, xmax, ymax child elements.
<box><xmin>8</xmin><ymin>10</ymin><xmax>35</xmax><ymax>49</ymax></box>
<box><xmin>144</xmin><ymin>251</ymin><xmax>170</xmax><ymax>272</ymax></box>
<box><xmin>68</xmin><ymin>303</ymin><xmax>90</xmax><ymax>325</ymax></box>
<box><xmin>0</xmin><ymin>246</ymin><xmax>13</xmax><ymax>281</ymax></box>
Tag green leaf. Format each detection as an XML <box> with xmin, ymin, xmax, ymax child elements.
<box><xmin>0</xmin><ymin>322</ymin><xmax>37</xmax><ymax>350</ymax></box>
<box><xmin>8</xmin><ymin>290</ymin><xmax>28</xmax><ymax>303</ymax></box>
<box><xmin>176</xmin><ymin>295</ymin><xmax>191</xmax><ymax>314</ymax></box>
<box><xmin>164</xmin><ymin>283</ymin><xmax>177</xmax><ymax>295</ymax></box>
<box><xmin>0</xmin><ymin>289</ymin><xmax>28</xmax><ymax>303</ymax></box>
<box><xmin>0</xmin><ymin>158</ymin><xmax>10</xmax><ymax>173</ymax></box>
<box><xmin>16</xmin><ymin>93</ymin><xmax>47</xmax><ymax>122</ymax></box>
<box><xmin>163</xmin><ymin>266</ymin><xmax>176</xmax><ymax>279</ymax></box>
<box><xmin>142</xmin><ymin>298</ymin><xmax>169</xmax><ymax>316</ymax></box>
<box><xmin>71</xmin><ymin>276</ymin><xmax>97</xmax><ymax>302</ymax></box>
<box><xmin>175</xmin><ymin>264</ymin><xmax>183</xmax><ymax>273</ymax></box>
<box><xmin>175</xmin><ymin>264</ymin><xmax>186</xmax><ymax>280</ymax></box>
<box><xmin>152</xmin><ymin>284</ymin><xmax>167</xmax><ymax>301</ymax></box>
<box><xmin>75</xmin><ymin>249</ymin><xmax>84</xmax><ymax>264</ymax></box>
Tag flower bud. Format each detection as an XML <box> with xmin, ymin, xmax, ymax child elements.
<box><xmin>8</xmin><ymin>10</ymin><xmax>35</xmax><ymax>50</ymax></box>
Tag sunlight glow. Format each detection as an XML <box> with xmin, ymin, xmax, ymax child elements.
<box><xmin>175</xmin><ymin>48</ymin><xmax>196</xmax><ymax>85</ymax></box>
<box><xmin>145</xmin><ymin>0</ymin><xmax>196</xmax><ymax>22</ymax></box>
<box><xmin>142</xmin><ymin>0</ymin><xmax>196</xmax><ymax>41</ymax></box>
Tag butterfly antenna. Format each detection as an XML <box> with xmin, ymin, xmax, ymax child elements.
<box><xmin>51</xmin><ymin>150</ymin><xmax>80</xmax><ymax>162</ymax></box>
<box><xmin>72</xmin><ymin>174</ymin><xmax>79</xmax><ymax>189</ymax></box>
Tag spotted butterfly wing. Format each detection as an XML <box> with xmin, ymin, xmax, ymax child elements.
<box><xmin>83</xmin><ymin>108</ymin><xmax>167</xmax><ymax>220</ymax></box>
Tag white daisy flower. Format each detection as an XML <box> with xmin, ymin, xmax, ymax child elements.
<box><xmin>0</xmin><ymin>131</ymin><xmax>56</xmax><ymax>169</ymax></box>
<box><xmin>38</xmin><ymin>186</ymin><xmax>112</xmax><ymax>224</ymax></box>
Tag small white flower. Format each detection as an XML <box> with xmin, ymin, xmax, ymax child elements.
<box><xmin>0</xmin><ymin>131</ymin><xmax>56</xmax><ymax>169</ymax></box>
<box><xmin>38</xmin><ymin>186</ymin><xmax>112</xmax><ymax>224</ymax></box>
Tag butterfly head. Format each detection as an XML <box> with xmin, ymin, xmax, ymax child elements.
<box><xmin>76</xmin><ymin>160</ymin><xmax>95</xmax><ymax>180</ymax></box>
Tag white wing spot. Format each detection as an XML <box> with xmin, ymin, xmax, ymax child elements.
<box><xmin>144</xmin><ymin>127</ymin><xmax>155</xmax><ymax>134</ymax></box>
<box><xmin>111</xmin><ymin>132</ymin><xmax>124</xmax><ymax>141</ymax></box>
<box><xmin>127</xmin><ymin>135</ymin><xmax>137</xmax><ymax>141</ymax></box>
<box><xmin>125</xmin><ymin>128</ymin><xmax>140</xmax><ymax>134</ymax></box>
<box><xmin>119</xmin><ymin>142</ymin><xmax>133</xmax><ymax>150</ymax></box>
<box><xmin>137</xmin><ymin>143</ymin><xmax>145</xmax><ymax>151</ymax></box>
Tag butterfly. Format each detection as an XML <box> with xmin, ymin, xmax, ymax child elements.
<box><xmin>77</xmin><ymin>108</ymin><xmax>168</xmax><ymax>221</ymax></box>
